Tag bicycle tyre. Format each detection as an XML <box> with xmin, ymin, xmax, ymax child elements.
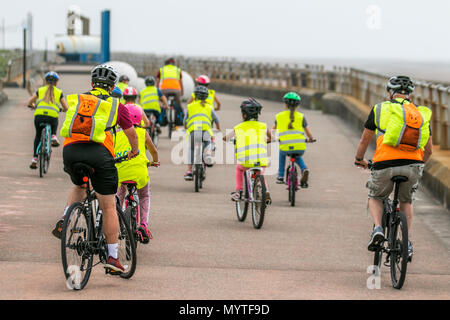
<box><xmin>124</xmin><ymin>205</ymin><xmax>138</xmax><ymax>248</ymax></box>
<box><xmin>194</xmin><ymin>165</ymin><xmax>200</xmax><ymax>192</ymax></box>
<box><xmin>289</xmin><ymin>167</ymin><xmax>297</xmax><ymax>207</ymax></box>
<box><xmin>252</xmin><ymin>174</ymin><xmax>266</xmax><ymax>229</ymax></box>
<box><xmin>389</xmin><ymin>210</ymin><xmax>409</xmax><ymax>289</ymax></box>
<box><xmin>116</xmin><ymin>204</ymin><xmax>137</xmax><ymax>279</ymax></box>
<box><xmin>61</xmin><ymin>202</ymin><xmax>93</xmax><ymax>290</ymax></box>
<box><xmin>39</xmin><ymin>128</ymin><xmax>46</xmax><ymax>178</ymax></box>
<box><xmin>236</xmin><ymin>173</ymin><xmax>249</xmax><ymax>222</ymax></box>
<box><xmin>373</xmin><ymin>209</ymin><xmax>388</xmax><ymax>272</ymax></box>
<box><xmin>44</xmin><ymin>129</ymin><xmax>51</xmax><ymax>174</ymax></box>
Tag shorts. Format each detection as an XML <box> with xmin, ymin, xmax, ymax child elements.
<box><xmin>366</xmin><ymin>163</ymin><xmax>424</xmax><ymax>203</ymax></box>
<box><xmin>63</xmin><ymin>143</ymin><xmax>118</xmax><ymax>195</ymax></box>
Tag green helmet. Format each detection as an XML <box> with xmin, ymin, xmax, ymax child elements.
<box><xmin>283</xmin><ymin>92</ymin><xmax>301</xmax><ymax>107</ymax></box>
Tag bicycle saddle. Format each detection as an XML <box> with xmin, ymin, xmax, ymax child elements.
<box><xmin>122</xmin><ymin>180</ymin><xmax>137</xmax><ymax>186</ymax></box>
<box><xmin>287</xmin><ymin>154</ymin><xmax>300</xmax><ymax>159</ymax></box>
<box><xmin>391</xmin><ymin>175</ymin><xmax>409</xmax><ymax>183</ymax></box>
<box><xmin>72</xmin><ymin>162</ymin><xmax>95</xmax><ymax>178</ymax></box>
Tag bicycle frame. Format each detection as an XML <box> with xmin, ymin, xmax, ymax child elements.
<box><xmin>245</xmin><ymin>168</ymin><xmax>264</xmax><ymax>203</ymax></box>
<box><xmin>286</xmin><ymin>156</ymin><xmax>299</xmax><ymax>189</ymax></box>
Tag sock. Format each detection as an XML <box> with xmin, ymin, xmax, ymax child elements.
<box><xmin>107</xmin><ymin>243</ymin><xmax>118</xmax><ymax>259</ymax></box>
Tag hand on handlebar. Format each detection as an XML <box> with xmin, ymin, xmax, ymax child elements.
<box><xmin>27</xmin><ymin>103</ymin><xmax>35</xmax><ymax>109</ymax></box>
<box><xmin>127</xmin><ymin>150</ymin><xmax>139</xmax><ymax>160</ymax></box>
<box><xmin>354</xmin><ymin>158</ymin><xmax>370</xmax><ymax>169</ymax></box>
<box><xmin>149</xmin><ymin>161</ymin><xmax>160</xmax><ymax>167</ymax></box>
<box><xmin>306</xmin><ymin>138</ymin><xmax>317</xmax><ymax>143</ymax></box>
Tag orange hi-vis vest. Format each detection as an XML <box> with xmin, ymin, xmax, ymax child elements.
<box><xmin>159</xmin><ymin>65</ymin><xmax>181</xmax><ymax>90</ymax></box>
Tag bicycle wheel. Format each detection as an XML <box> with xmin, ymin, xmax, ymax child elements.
<box><xmin>39</xmin><ymin>128</ymin><xmax>46</xmax><ymax>178</ymax></box>
<box><xmin>168</xmin><ymin>108</ymin><xmax>174</xmax><ymax>139</ymax></box>
<box><xmin>116</xmin><ymin>205</ymin><xmax>137</xmax><ymax>279</ymax></box>
<box><xmin>252</xmin><ymin>175</ymin><xmax>266</xmax><ymax>229</ymax></box>
<box><xmin>61</xmin><ymin>202</ymin><xmax>93</xmax><ymax>290</ymax></box>
<box><xmin>289</xmin><ymin>167</ymin><xmax>297</xmax><ymax>207</ymax></box>
<box><xmin>44</xmin><ymin>129</ymin><xmax>51</xmax><ymax>174</ymax></box>
<box><xmin>194</xmin><ymin>165</ymin><xmax>200</xmax><ymax>192</ymax></box>
<box><xmin>389</xmin><ymin>210</ymin><xmax>409</xmax><ymax>289</ymax></box>
<box><xmin>373</xmin><ymin>209</ymin><xmax>388</xmax><ymax>272</ymax></box>
<box><xmin>236</xmin><ymin>174</ymin><xmax>249</xmax><ymax>222</ymax></box>
<box><xmin>124</xmin><ymin>205</ymin><xmax>138</xmax><ymax>248</ymax></box>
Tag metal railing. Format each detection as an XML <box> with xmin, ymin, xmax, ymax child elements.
<box><xmin>112</xmin><ymin>52</ymin><xmax>450</xmax><ymax>149</ymax></box>
<box><xmin>5</xmin><ymin>50</ymin><xmax>57</xmax><ymax>82</ymax></box>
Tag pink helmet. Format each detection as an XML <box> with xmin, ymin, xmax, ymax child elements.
<box><xmin>125</xmin><ymin>104</ymin><xmax>143</xmax><ymax>125</ymax></box>
<box><xmin>123</xmin><ymin>87</ymin><xmax>138</xmax><ymax>98</ymax></box>
<box><xmin>195</xmin><ymin>75</ymin><xmax>210</xmax><ymax>85</ymax></box>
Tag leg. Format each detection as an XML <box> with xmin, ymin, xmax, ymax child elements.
<box><xmin>235</xmin><ymin>164</ymin><xmax>246</xmax><ymax>192</ymax></box>
<box><xmin>33</xmin><ymin>116</ymin><xmax>43</xmax><ymax>157</ymax></box>
<box><xmin>368</xmin><ymin>198</ymin><xmax>384</xmax><ymax>227</ymax></box>
<box><xmin>96</xmin><ymin>194</ymin><xmax>119</xmax><ymax>244</ymax></box>
<box><xmin>278</xmin><ymin>151</ymin><xmax>286</xmax><ymax>179</ymax></box>
<box><xmin>295</xmin><ymin>150</ymin><xmax>307</xmax><ymax>171</ymax></box>
<box><xmin>137</xmin><ymin>184</ymin><xmax>152</xmax><ymax>243</ymax></box>
<box><xmin>116</xmin><ymin>184</ymin><xmax>127</xmax><ymax>209</ymax></box>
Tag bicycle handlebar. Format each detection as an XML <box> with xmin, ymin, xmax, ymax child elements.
<box><xmin>114</xmin><ymin>151</ymin><xmax>140</xmax><ymax>164</ymax></box>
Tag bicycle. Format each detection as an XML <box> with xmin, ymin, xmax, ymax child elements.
<box><xmin>166</xmin><ymin>94</ymin><xmax>177</xmax><ymax>139</ymax></box>
<box><xmin>60</xmin><ymin>155</ymin><xmax>137</xmax><ymax>290</ymax></box>
<box><xmin>28</xmin><ymin>105</ymin><xmax>52</xmax><ymax>178</ymax></box>
<box><xmin>145</xmin><ymin>111</ymin><xmax>159</xmax><ymax>148</ymax></box>
<box><xmin>366</xmin><ymin>161</ymin><xmax>410</xmax><ymax>289</ymax></box>
<box><xmin>192</xmin><ymin>132</ymin><xmax>212</xmax><ymax>193</ymax></box>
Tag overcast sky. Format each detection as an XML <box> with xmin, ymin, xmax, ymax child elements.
<box><xmin>1</xmin><ymin>0</ymin><xmax>450</xmax><ymax>62</ymax></box>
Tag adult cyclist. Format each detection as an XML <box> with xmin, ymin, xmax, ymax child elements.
<box><xmin>52</xmin><ymin>64</ymin><xmax>139</xmax><ymax>274</ymax></box>
<box><xmin>354</xmin><ymin>76</ymin><xmax>433</xmax><ymax>261</ymax></box>
<box><xmin>140</xmin><ymin>76</ymin><xmax>168</xmax><ymax>133</ymax></box>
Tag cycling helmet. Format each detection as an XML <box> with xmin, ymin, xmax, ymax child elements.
<box><xmin>165</xmin><ymin>57</ymin><xmax>175</xmax><ymax>65</ymax></box>
<box><xmin>91</xmin><ymin>64</ymin><xmax>118</xmax><ymax>87</ymax></box>
<box><xmin>125</xmin><ymin>104</ymin><xmax>143</xmax><ymax>126</ymax></box>
<box><xmin>283</xmin><ymin>92</ymin><xmax>301</xmax><ymax>107</ymax></box>
<box><xmin>45</xmin><ymin>71</ymin><xmax>60</xmax><ymax>83</ymax></box>
<box><xmin>119</xmin><ymin>75</ymin><xmax>130</xmax><ymax>83</ymax></box>
<box><xmin>240</xmin><ymin>98</ymin><xmax>262</xmax><ymax>119</ymax></box>
<box><xmin>111</xmin><ymin>86</ymin><xmax>123</xmax><ymax>98</ymax></box>
<box><xmin>386</xmin><ymin>76</ymin><xmax>414</xmax><ymax>94</ymax></box>
<box><xmin>195</xmin><ymin>75</ymin><xmax>211</xmax><ymax>86</ymax></box>
<box><xmin>194</xmin><ymin>85</ymin><xmax>209</xmax><ymax>101</ymax></box>
<box><xmin>123</xmin><ymin>87</ymin><xmax>138</xmax><ymax>99</ymax></box>
<box><xmin>145</xmin><ymin>76</ymin><xmax>156</xmax><ymax>86</ymax></box>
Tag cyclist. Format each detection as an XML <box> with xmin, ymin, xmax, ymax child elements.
<box><xmin>117</xmin><ymin>75</ymin><xmax>130</xmax><ymax>104</ymax></box>
<box><xmin>188</xmin><ymin>75</ymin><xmax>222</xmax><ymax>111</ymax></box>
<box><xmin>273</xmin><ymin>92</ymin><xmax>315</xmax><ymax>187</ymax></box>
<box><xmin>156</xmin><ymin>57</ymin><xmax>184</xmax><ymax>126</ymax></box>
<box><xmin>115</xmin><ymin>104</ymin><xmax>159</xmax><ymax>244</ymax></box>
<box><xmin>140</xmin><ymin>76</ymin><xmax>168</xmax><ymax>133</ymax></box>
<box><xmin>27</xmin><ymin>71</ymin><xmax>68</xmax><ymax>169</ymax></box>
<box><xmin>183</xmin><ymin>86</ymin><xmax>220</xmax><ymax>181</ymax></box>
<box><xmin>223</xmin><ymin>98</ymin><xmax>272</xmax><ymax>204</ymax></box>
<box><xmin>52</xmin><ymin>64</ymin><xmax>140</xmax><ymax>274</ymax></box>
<box><xmin>354</xmin><ymin>76</ymin><xmax>433</xmax><ymax>260</ymax></box>
<box><xmin>123</xmin><ymin>87</ymin><xmax>150</xmax><ymax>128</ymax></box>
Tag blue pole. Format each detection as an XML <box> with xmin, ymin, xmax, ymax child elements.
<box><xmin>100</xmin><ymin>10</ymin><xmax>110</xmax><ymax>63</ymax></box>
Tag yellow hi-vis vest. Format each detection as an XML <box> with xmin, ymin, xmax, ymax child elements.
<box><xmin>114</xmin><ymin>126</ymin><xmax>150</xmax><ymax>189</ymax></box>
<box><xmin>192</xmin><ymin>89</ymin><xmax>215</xmax><ymax>106</ymax></box>
<box><xmin>34</xmin><ymin>85</ymin><xmax>62</xmax><ymax>118</ymax></box>
<box><xmin>159</xmin><ymin>65</ymin><xmax>181</xmax><ymax>90</ymax></box>
<box><xmin>140</xmin><ymin>86</ymin><xmax>160</xmax><ymax>112</ymax></box>
<box><xmin>116</xmin><ymin>82</ymin><xmax>128</xmax><ymax>104</ymax></box>
<box><xmin>276</xmin><ymin>110</ymin><xmax>306</xmax><ymax>152</ymax></box>
<box><xmin>185</xmin><ymin>100</ymin><xmax>213</xmax><ymax>136</ymax></box>
<box><xmin>234</xmin><ymin>121</ymin><xmax>268</xmax><ymax>168</ymax></box>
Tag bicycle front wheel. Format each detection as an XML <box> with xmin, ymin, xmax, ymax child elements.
<box><xmin>389</xmin><ymin>211</ymin><xmax>409</xmax><ymax>289</ymax></box>
<box><xmin>289</xmin><ymin>168</ymin><xmax>297</xmax><ymax>207</ymax></box>
<box><xmin>61</xmin><ymin>202</ymin><xmax>93</xmax><ymax>290</ymax></box>
<box><xmin>252</xmin><ymin>175</ymin><xmax>266</xmax><ymax>229</ymax></box>
<box><xmin>116</xmin><ymin>205</ymin><xmax>137</xmax><ymax>279</ymax></box>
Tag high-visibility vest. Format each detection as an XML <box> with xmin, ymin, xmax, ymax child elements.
<box><xmin>159</xmin><ymin>65</ymin><xmax>181</xmax><ymax>90</ymax></box>
<box><xmin>275</xmin><ymin>110</ymin><xmax>306</xmax><ymax>152</ymax></box>
<box><xmin>140</xmin><ymin>86</ymin><xmax>161</xmax><ymax>112</ymax></box>
<box><xmin>192</xmin><ymin>89</ymin><xmax>215</xmax><ymax>106</ymax></box>
<box><xmin>60</xmin><ymin>90</ymin><xmax>119</xmax><ymax>156</ymax></box>
<box><xmin>234</xmin><ymin>120</ymin><xmax>268</xmax><ymax>168</ymax></box>
<box><xmin>34</xmin><ymin>85</ymin><xmax>62</xmax><ymax>118</ymax></box>
<box><xmin>185</xmin><ymin>101</ymin><xmax>213</xmax><ymax>136</ymax></box>
<box><xmin>116</xmin><ymin>82</ymin><xmax>128</xmax><ymax>104</ymax></box>
<box><xmin>114</xmin><ymin>126</ymin><xmax>150</xmax><ymax>189</ymax></box>
<box><xmin>373</xmin><ymin>98</ymin><xmax>432</xmax><ymax>163</ymax></box>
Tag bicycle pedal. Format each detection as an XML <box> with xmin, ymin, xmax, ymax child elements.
<box><xmin>104</xmin><ymin>267</ymin><xmax>121</xmax><ymax>276</ymax></box>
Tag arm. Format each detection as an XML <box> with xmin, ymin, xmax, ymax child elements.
<box><xmin>423</xmin><ymin>136</ymin><xmax>433</xmax><ymax>163</ymax></box>
<box><xmin>145</xmin><ymin>131</ymin><xmax>159</xmax><ymax>163</ymax></box>
<box><xmin>211</xmin><ymin>109</ymin><xmax>220</xmax><ymax>130</ymax></box>
<box><xmin>223</xmin><ymin>129</ymin><xmax>236</xmax><ymax>142</ymax></box>
<box><xmin>160</xmin><ymin>95</ymin><xmax>169</xmax><ymax>110</ymax></box>
<box><xmin>60</xmin><ymin>97</ymin><xmax>69</xmax><ymax>112</ymax></box>
<box><xmin>122</xmin><ymin>127</ymin><xmax>140</xmax><ymax>158</ymax></box>
<box><xmin>142</xmin><ymin>110</ymin><xmax>150</xmax><ymax>127</ymax></box>
<box><xmin>27</xmin><ymin>93</ymin><xmax>38</xmax><ymax>108</ymax></box>
<box><xmin>354</xmin><ymin>128</ymin><xmax>376</xmax><ymax>168</ymax></box>
<box><xmin>214</xmin><ymin>95</ymin><xmax>221</xmax><ymax>111</ymax></box>
<box><xmin>187</xmin><ymin>96</ymin><xmax>194</xmax><ymax>104</ymax></box>
<box><xmin>266</xmin><ymin>128</ymin><xmax>272</xmax><ymax>143</ymax></box>
<box><xmin>304</xmin><ymin>126</ymin><xmax>315</xmax><ymax>141</ymax></box>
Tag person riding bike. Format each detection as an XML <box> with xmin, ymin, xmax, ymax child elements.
<box><xmin>183</xmin><ymin>85</ymin><xmax>220</xmax><ymax>181</ymax></box>
<box><xmin>27</xmin><ymin>71</ymin><xmax>68</xmax><ymax>169</ymax></box>
<box><xmin>117</xmin><ymin>75</ymin><xmax>130</xmax><ymax>104</ymax></box>
<box><xmin>123</xmin><ymin>87</ymin><xmax>150</xmax><ymax>128</ymax></box>
<box><xmin>223</xmin><ymin>98</ymin><xmax>272</xmax><ymax>204</ymax></box>
<box><xmin>140</xmin><ymin>76</ymin><xmax>168</xmax><ymax>133</ymax></box>
<box><xmin>52</xmin><ymin>64</ymin><xmax>140</xmax><ymax>274</ymax></box>
<box><xmin>188</xmin><ymin>75</ymin><xmax>222</xmax><ymax>111</ymax></box>
<box><xmin>156</xmin><ymin>58</ymin><xmax>184</xmax><ymax>126</ymax></box>
<box><xmin>115</xmin><ymin>104</ymin><xmax>159</xmax><ymax>244</ymax></box>
<box><xmin>354</xmin><ymin>75</ymin><xmax>433</xmax><ymax>260</ymax></box>
<box><xmin>273</xmin><ymin>92</ymin><xmax>315</xmax><ymax>187</ymax></box>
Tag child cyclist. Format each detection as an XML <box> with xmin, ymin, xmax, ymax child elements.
<box><xmin>273</xmin><ymin>92</ymin><xmax>315</xmax><ymax>187</ymax></box>
<box><xmin>223</xmin><ymin>98</ymin><xmax>272</xmax><ymax>204</ymax></box>
<box><xmin>123</xmin><ymin>87</ymin><xmax>150</xmax><ymax>128</ymax></box>
<box><xmin>27</xmin><ymin>71</ymin><xmax>68</xmax><ymax>169</ymax></box>
<box><xmin>187</xmin><ymin>75</ymin><xmax>222</xmax><ymax>111</ymax></box>
<box><xmin>114</xmin><ymin>104</ymin><xmax>159</xmax><ymax>243</ymax></box>
<box><xmin>183</xmin><ymin>85</ymin><xmax>220</xmax><ymax>180</ymax></box>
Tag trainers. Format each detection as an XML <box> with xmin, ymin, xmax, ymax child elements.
<box><xmin>51</xmin><ymin>219</ymin><xmax>64</xmax><ymax>239</ymax></box>
<box><xmin>104</xmin><ymin>256</ymin><xmax>125</xmax><ymax>274</ymax></box>
<box><xmin>300</xmin><ymin>169</ymin><xmax>309</xmax><ymax>188</ymax></box>
<box><xmin>30</xmin><ymin>158</ymin><xmax>38</xmax><ymax>169</ymax></box>
<box><xmin>265</xmin><ymin>192</ymin><xmax>272</xmax><ymax>205</ymax></box>
<box><xmin>230</xmin><ymin>191</ymin><xmax>242</xmax><ymax>202</ymax></box>
<box><xmin>184</xmin><ymin>171</ymin><xmax>193</xmax><ymax>181</ymax></box>
<box><xmin>137</xmin><ymin>224</ymin><xmax>152</xmax><ymax>244</ymax></box>
<box><xmin>408</xmin><ymin>240</ymin><xmax>414</xmax><ymax>262</ymax></box>
<box><xmin>276</xmin><ymin>177</ymin><xmax>285</xmax><ymax>184</ymax></box>
<box><xmin>368</xmin><ymin>226</ymin><xmax>385</xmax><ymax>251</ymax></box>
<box><xmin>51</xmin><ymin>135</ymin><xmax>60</xmax><ymax>147</ymax></box>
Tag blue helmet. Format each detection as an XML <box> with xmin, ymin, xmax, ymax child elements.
<box><xmin>45</xmin><ymin>71</ymin><xmax>59</xmax><ymax>83</ymax></box>
<box><xmin>111</xmin><ymin>86</ymin><xmax>123</xmax><ymax>98</ymax></box>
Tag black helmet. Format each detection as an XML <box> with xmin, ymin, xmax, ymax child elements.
<box><xmin>165</xmin><ymin>57</ymin><xmax>175</xmax><ymax>65</ymax></box>
<box><xmin>194</xmin><ymin>85</ymin><xmax>209</xmax><ymax>101</ymax></box>
<box><xmin>91</xmin><ymin>64</ymin><xmax>118</xmax><ymax>87</ymax></box>
<box><xmin>145</xmin><ymin>76</ymin><xmax>156</xmax><ymax>86</ymax></box>
<box><xmin>386</xmin><ymin>76</ymin><xmax>414</xmax><ymax>94</ymax></box>
<box><xmin>240</xmin><ymin>98</ymin><xmax>262</xmax><ymax>119</ymax></box>
<box><xmin>119</xmin><ymin>75</ymin><xmax>130</xmax><ymax>83</ymax></box>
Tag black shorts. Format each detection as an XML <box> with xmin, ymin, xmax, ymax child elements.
<box><xmin>63</xmin><ymin>143</ymin><xmax>118</xmax><ymax>195</ymax></box>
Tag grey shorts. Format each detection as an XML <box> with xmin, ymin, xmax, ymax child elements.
<box><xmin>366</xmin><ymin>163</ymin><xmax>424</xmax><ymax>203</ymax></box>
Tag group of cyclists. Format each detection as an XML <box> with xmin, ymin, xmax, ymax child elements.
<box><xmin>26</xmin><ymin>58</ymin><xmax>432</xmax><ymax>277</ymax></box>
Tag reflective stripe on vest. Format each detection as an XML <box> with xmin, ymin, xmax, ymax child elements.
<box><xmin>275</xmin><ymin>110</ymin><xmax>306</xmax><ymax>151</ymax></box>
<box><xmin>234</xmin><ymin>121</ymin><xmax>268</xmax><ymax>168</ymax></box>
<box><xmin>140</xmin><ymin>86</ymin><xmax>160</xmax><ymax>112</ymax></box>
<box><xmin>34</xmin><ymin>85</ymin><xmax>62</xmax><ymax>118</ymax></box>
<box><xmin>186</xmin><ymin>101</ymin><xmax>213</xmax><ymax>135</ymax></box>
<box><xmin>160</xmin><ymin>65</ymin><xmax>181</xmax><ymax>90</ymax></box>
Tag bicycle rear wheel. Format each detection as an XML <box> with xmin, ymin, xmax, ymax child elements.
<box><xmin>389</xmin><ymin>211</ymin><xmax>409</xmax><ymax>289</ymax></box>
<box><xmin>39</xmin><ymin>128</ymin><xmax>46</xmax><ymax>178</ymax></box>
<box><xmin>116</xmin><ymin>204</ymin><xmax>137</xmax><ymax>279</ymax></box>
<box><xmin>236</xmin><ymin>174</ymin><xmax>249</xmax><ymax>222</ymax></box>
<box><xmin>252</xmin><ymin>175</ymin><xmax>266</xmax><ymax>229</ymax></box>
<box><xmin>44</xmin><ymin>130</ymin><xmax>51</xmax><ymax>174</ymax></box>
<box><xmin>61</xmin><ymin>202</ymin><xmax>93</xmax><ymax>290</ymax></box>
<box><xmin>124</xmin><ymin>205</ymin><xmax>138</xmax><ymax>248</ymax></box>
<box><xmin>289</xmin><ymin>167</ymin><xmax>297</xmax><ymax>207</ymax></box>
<box><xmin>194</xmin><ymin>165</ymin><xmax>201</xmax><ymax>192</ymax></box>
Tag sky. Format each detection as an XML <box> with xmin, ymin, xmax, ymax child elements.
<box><xmin>1</xmin><ymin>0</ymin><xmax>450</xmax><ymax>63</ymax></box>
